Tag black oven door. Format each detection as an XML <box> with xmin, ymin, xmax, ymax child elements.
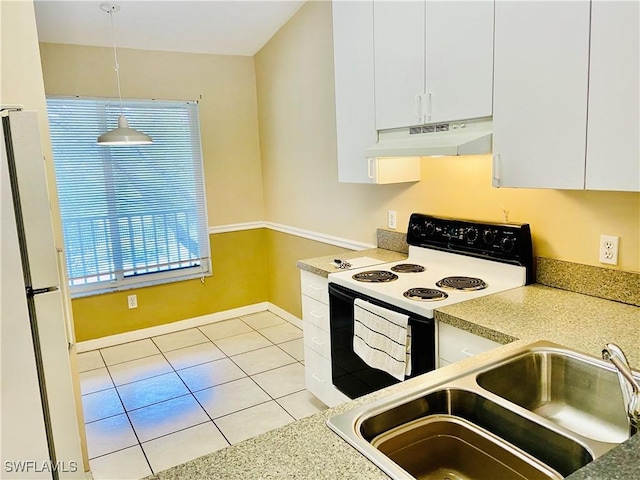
<box><xmin>328</xmin><ymin>282</ymin><xmax>435</xmax><ymax>399</ymax></box>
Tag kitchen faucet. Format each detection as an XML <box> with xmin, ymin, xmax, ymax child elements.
<box><xmin>602</xmin><ymin>343</ymin><xmax>640</xmax><ymax>437</ymax></box>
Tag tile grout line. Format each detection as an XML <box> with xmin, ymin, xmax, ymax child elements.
<box><xmin>171</xmin><ymin>321</ymin><xmax>303</xmax><ymax>426</ymax></box>
<box><xmin>82</xmin><ymin>313</ymin><xmax>308</xmax><ymax>476</ymax></box>
<box><xmin>91</xmin><ymin>349</ymin><xmax>155</xmax><ymax>476</ymax></box>
<box><xmin>223</xmin><ymin>331</ymin><xmax>305</xmax><ymax>421</ymax></box>
<box><xmin>188</xmin><ymin>317</ymin><xmax>306</xmax><ymax>423</ymax></box>
<box><xmin>149</xmin><ymin>336</ymin><xmax>234</xmax><ymax>451</ymax></box>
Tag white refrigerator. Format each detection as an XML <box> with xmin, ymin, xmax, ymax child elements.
<box><xmin>1</xmin><ymin>109</ymin><xmax>85</xmax><ymax>479</ymax></box>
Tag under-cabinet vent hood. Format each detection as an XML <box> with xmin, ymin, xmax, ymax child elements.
<box><xmin>365</xmin><ymin>117</ymin><xmax>492</xmax><ymax>158</ymax></box>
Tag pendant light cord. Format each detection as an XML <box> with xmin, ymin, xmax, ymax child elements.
<box><xmin>108</xmin><ymin>7</ymin><xmax>124</xmax><ymax>115</ymax></box>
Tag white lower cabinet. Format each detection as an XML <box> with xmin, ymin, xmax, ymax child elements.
<box><xmin>438</xmin><ymin>322</ymin><xmax>501</xmax><ymax>367</ymax></box>
<box><xmin>300</xmin><ymin>271</ymin><xmax>349</xmax><ymax>407</ymax></box>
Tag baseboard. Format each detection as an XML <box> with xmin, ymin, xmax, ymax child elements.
<box><xmin>76</xmin><ymin>302</ymin><xmax>302</xmax><ymax>352</ymax></box>
<box><xmin>267</xmin><ymin>302</ymin><xmax>303</xmax><ymax>329</ymax></box>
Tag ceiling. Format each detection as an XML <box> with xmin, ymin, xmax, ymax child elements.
<box><xmin>34</xmin><ymin>0</ymin><xmax>306</xmax><ymax>56</ymax></box>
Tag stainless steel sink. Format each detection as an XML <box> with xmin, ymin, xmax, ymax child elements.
<box><xmin>362</xmin><ymin>388</ymin><xmax>590</xmax><ymax>479</ymax></box>
<box><xmin>328</xmin><ymin>341</ymin><xmax>637</xmax><ymax>480</ymax></box>
<box><xmin>370</xmin><ymin>413</ymin><xmax>560</xmax><ymax>480</ymax></box>
<box><xmin>476</xmin><ymin>349</ymin><xmax>636</xmax><ymax>443</ymax></box>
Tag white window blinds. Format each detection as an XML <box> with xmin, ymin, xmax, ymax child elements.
<box><xmin>46</xmin><ymin>97</ymin><xmax>210</xmax><ymax>296</ymax></box>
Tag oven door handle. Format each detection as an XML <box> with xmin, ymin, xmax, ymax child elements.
<box><xmin>328</xmin><ymin>283</ymin><xmax>358</xmax><ymax>303</ymax></box>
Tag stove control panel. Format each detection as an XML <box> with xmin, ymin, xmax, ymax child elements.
<box><xmin>407</xmin><ymin>214</ymin><xmax>534</xmax><ymax>280</ymax></box>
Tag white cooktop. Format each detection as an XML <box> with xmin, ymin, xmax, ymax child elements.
<box><xmin>329</xmin><ymin>246</ymin><xmax>527</xmax><ymax>318</ymax></box>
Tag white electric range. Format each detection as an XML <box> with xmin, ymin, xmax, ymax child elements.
<box><xmin>327</xmin><ymin>213</ymin><xmax>534</xmax><ymax>399</ymax></box>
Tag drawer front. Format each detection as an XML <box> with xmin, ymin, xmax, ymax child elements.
<box><xmin>300</xmin><ymin>270</ymin><xmax>329</xmax><ymax>304</ymax></box>
<box><xmin>303</xmin><ymin>321</ymin><xmax>331</xmax><ymax>359</ymax></box>
<box><xmin>302</xmin><ymin>295</ymin><xmax>330</xmax><ymax>331</ymax></box>
<box><xmin>304</xmin><ymin>346</ymin><xmax>333</xmax><ymax>402</ymax></box>
<box><xmin>438</xmin><ymin>322</ymin><xmax>501</xmax><ymax>365</ymax></box>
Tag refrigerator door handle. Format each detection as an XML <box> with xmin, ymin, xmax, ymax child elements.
<box><xmin>57</xmin><ymin>248</ymin><xmax>76</xmax><ymax>349</ymax></box>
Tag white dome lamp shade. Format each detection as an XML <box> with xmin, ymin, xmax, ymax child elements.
<box><xmin>97</xmin><ymin>2</ymin><xmax>152</xmax><ymax>146</ymax></box>
<box><xmin>97</xmin><ymin>115</ymin><xmax>152</xmax><ymax>145</ymax></box>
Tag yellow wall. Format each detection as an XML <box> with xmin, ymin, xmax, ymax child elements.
<box><xmin>71</xmin><ymin>229</ymin><xmax>268</xmax><ymax>341</ymax></box>
<box><xmin>1</xmin><ymin>1</ymin><xmax>62</xmax><ymax>243</ymax></box>
<box><xmin>39</xmin><ymin>43</ymin><xmax>267</xmax><ymax>340</ymax></box>
<box><xmin>1</xmin><ymin>0</ymin><xmax>90</xmax><ymax>469</ymax></box>
<box><xmin>36</xmin><ymin>1</ymin><xmax>639</xmax><ymax>340</ymax></box>
<box><xmin>266</xmin><ymin>229</ymin><xmax>350</xmax><ymax>316</ymax></box>
<box><xmin>255</xmin><ymin>0</ymin><xmax>639</xmax><ymax>272</ymax></box>
<box><xmin>39</xmin><ymin>42</ymin><xmax>265</xmax><ymax>227</ymax></box>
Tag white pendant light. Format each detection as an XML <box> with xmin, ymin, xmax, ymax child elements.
<box><xmin>97</xmin><ymin>2</ymin><xmax>152</xmax><ymax>146</ymax></box>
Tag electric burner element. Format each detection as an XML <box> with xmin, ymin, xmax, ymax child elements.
<box><xmin>352</xmin><ymin>270</ymin><xmax>399</xmax><ymax>283</ymax></box>
<box><xmin>403</xmin><ymin>287</ymin><xmax>448</xmax><ymax>301</ymax></box>
<box><xmin>436</xmin><ymin>276</ymin><xmax>488</xmax><ymax>291</ymax></box>
<box><xmin>390</xmin><ymin>263</ymin><xmax>426</xmax><ymax>273</ymax></box>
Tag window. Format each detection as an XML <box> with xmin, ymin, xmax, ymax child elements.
<box><xmin>47</xmin><ymin>97</ymin><xmax>210</xmax><ymax>296</ymax></box>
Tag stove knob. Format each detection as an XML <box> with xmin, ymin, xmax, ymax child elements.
<box><xmin>425</xmin><ymin>222</ymin><xmax>436</xmax><ymax>236</ymax></box>
<box><xmin>483</xmin><ymin>229</ymin><xmax>495</xmax><ymax>244</ymax></box>
<box><xmin>465</xmin><ymin>227</ymin><xmax>478</xmax><ymax>243</ymax></box>
<box><xmin>500</xmin><ymin>237</ymin><xmax>515</xmax><ymax>253</ymax></box>
<box><xmin>410</xmin><ymin>223</ymin><xmax>424</xmax><ymax>238</ymax></box>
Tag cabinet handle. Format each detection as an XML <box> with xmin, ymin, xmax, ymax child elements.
<box><xmin>423</xmin><ymin>92</ymin><xmax>432</xmax><ymax>122</ymax></box>
<box><xmin>308</xmin><ymin>284</ymin><xmax>323</xmax><ymax>292</ymax></box>
<box><xmin>310</xmin><ymin>311</ymin><xmax>325</xmax><ymax>320</ymax></box>
<box><xmin>414</xmin><ymin>94</ymin><xmax>423</xmax><ymax>122</ymax></box>
<box><xmin>461</xmin><ymin>348</ymin><xmax>474</xmax><ymax>358</ymax></box>
<box><xmin>492</xmin><ymin>153</ymin><xmax>501</xmax><ymax>187</ymax></box>
<box><xmin>311</xmin><ymin>373</ymin><xmax>326</xmax><ymax>383</ymax></box>
<box><xmin>311</xmin><ymin>337</ymin><xmax>324</xmax><ymax>346</ymax></box>
<box><xmin>367</xmin><ymin>157</ymin><xmax>375</xmax><ymax>180</ymax></box>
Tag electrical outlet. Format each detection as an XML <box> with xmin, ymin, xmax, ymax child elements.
<box><xmin>127</xmin><ymin>294</ymin><xmax>138</xmax><ymax>309</ymax></box>
<box><xmin>599</xmin><ymin>235</ymin><xmax>619</xmax><ymax>265</ymax></box>
<box><xmin>388</xmin><ymin>210</ymin><xmax>397</xmax><ymax>229</ymax></box>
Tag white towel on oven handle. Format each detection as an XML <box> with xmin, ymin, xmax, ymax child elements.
<box><xmin>353</xmin><ymin>298</ymin><xmax>411</xmax><ymax>381</ymax></box>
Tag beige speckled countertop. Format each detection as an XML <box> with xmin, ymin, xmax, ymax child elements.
<box><xmin>436</xmin><ymin>283</ymin><xmax>639</xmax><ymax>368</ymax></box>
<box><xmin>296</xmin><ymin>248</ymin><xmax>407</xmax><ymax>278</ymax></box>
<box><xmin>147</xmin><ymin>253</ymin><xmax>638</xmax><ymax>480</ymax></box>
<box><xmin>146</xmin><ymin>338</ymin><xmax>640</xmax><ymax>480</ymax></box>
<box><xmin>144</xmin><ymin>341</ymin><xmax>536</xmax><ymax>480</ymax></box>
<box><xmin>297</xmin><ymin>249</ymin><xmax>638</xmax><ymax>366</ymax></box>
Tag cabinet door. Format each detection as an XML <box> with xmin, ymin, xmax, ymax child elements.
<box><xmin>333</xmin><ymin>0</ymin><xmax>377</xmax><ymax>184</ymax></box>
<box><xmin>373</xmin><ymin>0</ymin><xmax>425</xmax><ymax>130</ymax></box>
<box><xmin>438</xmin><ymin>322</ymin><xmax>500</xmax><ymax>366</ymax></box>
<box><xmin>492</xmin><ymin>1</ymin><xmax>590</xmax><ymax>189</ymax></box>
<box><xmin>585</xmin><ymin>1</ymin><xmax>639</xmax><ymax>192</ymax></box>
<box><xmin>425</xmin><ymin>1</ymin><xmax>494</xmax><ymax>123</ymax></box>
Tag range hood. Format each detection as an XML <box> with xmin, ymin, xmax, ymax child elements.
<box><xmin>365</xmin><ymin>117</ymin><xmax>492</xmax><ymax>158</ymax></box>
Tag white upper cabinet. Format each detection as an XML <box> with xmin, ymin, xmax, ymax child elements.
<box><xmin>332</xmin><ymin>0</ymin><xmax>421</xmax><ymax>184</ymax></box>
<box><xmin>373</xmin><ymin>1</ymin><xmax>425</xmax><ymax>130</ymax></box>
<box><xmin>493</xmin><ymin>0</ymin><xmax>639</xmax><ymax>192</ymax></box>
<box><xmin>333</xmin><ymin>0</ymin><xmax>376</xmax><ymax>184</ymax></box>
<box><xmin>492</xmin><ymin>1</ymin><xmax>590</xmax><ymax>189</ymax></box>
<box><xmin>585</xmin><ymin>1</ymin><xmax>639</xmax><ymax>191</ymax></box>
<box><xmin>373</xmin><ymin>0</ymin><xmax>494</xmax><ymax>130</ymax></box>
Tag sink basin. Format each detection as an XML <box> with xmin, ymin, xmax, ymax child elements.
<box><xmin>327</xmin><ymin>342</ymin><xmax>634</xmax><ymax>480</ymax></box>
<box><xmin>371</xmin><ymin>414</ymin><xmax>559</xmax><ymax>480</ymax></box>
<box><xmin>476</xmin><ymin>349</ymin><xmax>635</xmax><ymax>443</ymax></box>
<box><xmin>360</xmin><ymin>388</ymin><xmax>591</xmax><ymax>479</ymax></box>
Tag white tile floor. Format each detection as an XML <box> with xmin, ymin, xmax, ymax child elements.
<box><xmin>77</xmin><ymin>311</ymin><xmax>327</xmax><ymax>479</ymax></box>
